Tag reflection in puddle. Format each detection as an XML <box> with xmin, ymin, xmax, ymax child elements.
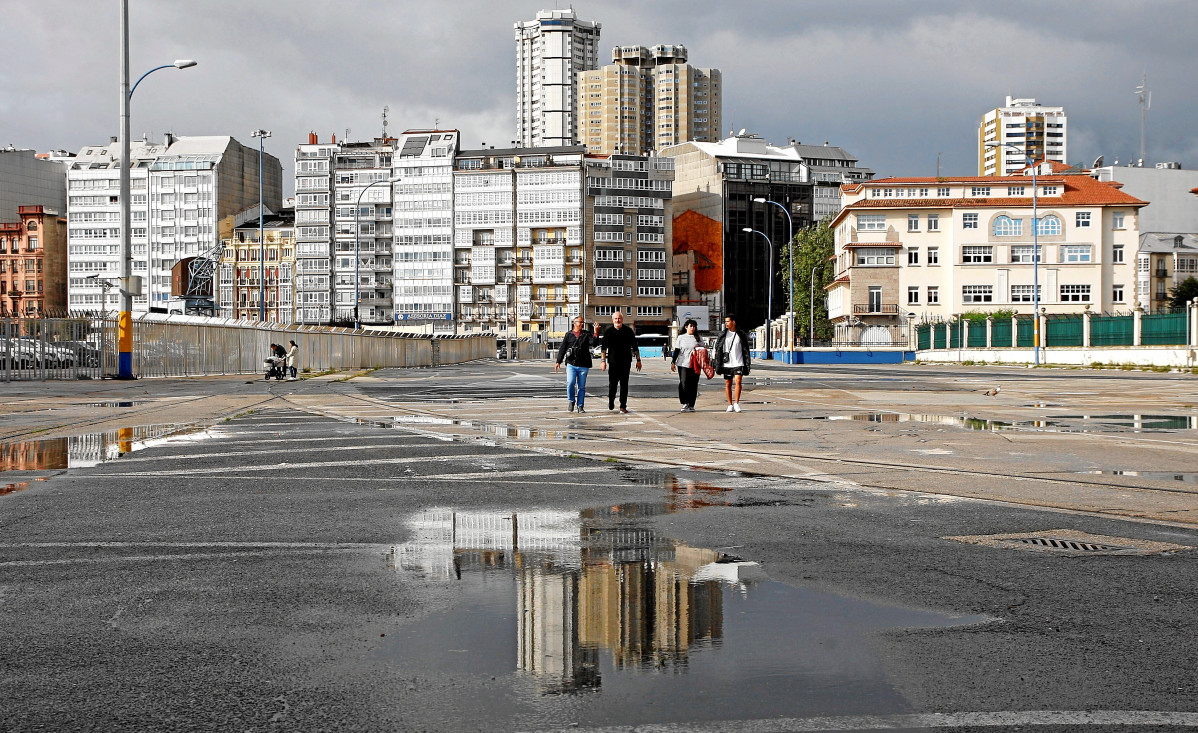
<box><xmin>85</xmin><ymin>401</ymin><xmax>144</xmax><ymax>408</ymax></box>
<box><xmin>815</xmin><ymin>412</ymin><xmax>1198</xmax><ymax>433</ymax></box>
<box><xmin>0</xmin><ymin>424</ymin><xmax>210</xmax><ymax>473</ymax></box>
<box><xmin>2</xmin><ymin>481</ymin><xmax>30</xmax><ymax>496</ymax></box>
<box><xmin>1084</xmin><ymin>470</ymin><xmax>1198</xmax><ymax>483</ymax></box>
<box><xmin>382</xmin><ymin>483</ymin><xmax>984</xmax><ymax>725</ymax></box>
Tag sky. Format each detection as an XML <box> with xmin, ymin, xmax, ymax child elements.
<box><xmin>3</xmin><ymin>0</ymin><xmax>1196</xmax><ymax>195</ymax></box>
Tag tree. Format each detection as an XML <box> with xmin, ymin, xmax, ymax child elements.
<box><xmin>776</xmin><ymin>220</ymin><xmax>835</xmax><ymax>344</ymax></box>
<box><xmin>1168</xmin><ymin>276</ymin><xmax>1198</xmax><ymax>311</ymax></box>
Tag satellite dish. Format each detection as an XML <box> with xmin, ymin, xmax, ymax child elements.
<box><xmin>738</xmin><ymin>128</ymin><xmax>746</xmax><ymax>136</ymax></box>
<box><xmin>1092</xmin><ymin>155</ymin><xmax>1104</xmax><ymax>168</ymax></box>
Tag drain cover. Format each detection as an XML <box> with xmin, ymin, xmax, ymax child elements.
<box><xmin>944</xmin><ymin>529</ymin><xmax>1193</xmax><ymax>557</ymax></box>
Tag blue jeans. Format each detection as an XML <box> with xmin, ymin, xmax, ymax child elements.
<box><xmin>566</xmin><ymin>364</ymin><xmax>589</xmax><ymax>408</ymax></box>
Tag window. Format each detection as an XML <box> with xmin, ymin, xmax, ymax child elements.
<box><xmin>927</xmin><ymin>247</ymin><xmax>939</xmax><ymax>265</ymax></box>
<box><xmin>1075</xmin><ymin>212</ymin><xmax>1091</xmax><ymax>227</ymax></box>
<box><xmin>907</xmin><ymin>286</ymin><xmax>920</xmax><ymax>304</ymax></box>
<box><xmin>962</xmin><ymin>213</ymin><xmax>978</xmax><ymax>229</ymax></box>
<box><xmin>962</xmin><ymin>246</ymin><xmax>994</xmax><ymax>264</ymax></box>
<box><xmin>1112</xmin><ymin>245</ymin><xmax>1124</xmax><ymax>263</ymax></box>
<box><xmin>1060</xmin><ymin>245</ymin><xmax>1092</xmax><ymax>263</ymax></box>
<box><xmin>962</xmin><ymin>285</ymin><xmax>994</xmax><ymax>303</ymax></box>
<box><xmin>1010</xmin><ymin>245</ymin><xmax>1041</xmax><ymax>264</ymax></box>
<box><xmin>1060</xmin><ymin>284</ymin><xmax>1091</xmax><ymax>302</ymax></box>
<box><xmin>937</xmin><ymin>187</ymin><xmax>951</xmax><ymax>197</ymax></box>
<box><xmin>1010</xmin><ymin>284</ymin><xmax>1040</xmax><ymax>302</ymax></box>
<box><xmin>1042</xmin><ymin>186</ymin><xmax>1058</xmax><ymax>195</ymax></box>
<box><xmin>992</xmin><ymin>216</ymin><xmax>1022</xmax><ymax>236</ymax></box>
<box><xmin>855</xmin><ymin>247</ymin><xmax>895</xmax><ymax>265</ymax></box>
<box><xmin>1007</xmin><ymin>186</ymin><xmax>1025</xmax><ymax>196</ymax></box>
<box><xmin>927</xmin><ymin>214</ymin><xmax>939</xmax><ymax>231</ymax></box>
<box><xmin>1112</xmin><ymin>284</ymin><xmax>1125</xmax><ymax>303</ymax></box>
<box><xmin>970</xmin><ymin>186</ymin><xmax>991</xmax><ymax>197</ymax></box>
<box><xmin>1112</xmin><ymin>212</ymin><xmax>1125</xmax><ymax>229</ymax></box>
<box><xmin>908</xmin><ymin>248</ymin><xmax>919</xmax><ymax>266</ymax></box>
<box><xmin>907</xmin><ymin>214</ymin><xmax>919</xmax><ymax>231</ymax></box>
<box><xmin>927</xmin><ymin>286</ymin><xmax>940</xmax><ymax>304</ymax></box>
<box><xmin>1035</xmin><ymin>215</ymin><xmax>1061</xmax><ymax>236</ymax></box>
<box><xmin>856</xmin><ymin>214</ymin><xmax>885</xmax><ymax>231</ymax></box>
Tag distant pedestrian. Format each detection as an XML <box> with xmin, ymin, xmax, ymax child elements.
<box><xmin>712</xmin><ymin>314</ymin><xmax>751</xmax><ymax>412</ymax></box>
<box><xmin>554</xmin><ymin>316</ymin><xmax>595</xmax><ymax>413</ymax></box>
<box><xmin>286</xmin><ymin>340</ymin><xmax>299</xmax><ymax>380</ymax></box>
<box><xmin>601</xmin><ymin>311</ymin><xmax>640</xmax><ymax>413</ymax></box>
<box><xmin>670</xmin><ymin>319</ymin><xmax>704</xmax><ymax>412</ymax></box>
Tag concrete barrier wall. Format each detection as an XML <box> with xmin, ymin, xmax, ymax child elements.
<box><xmin>916</xmin><ymin>346</ymin><xmax>1197</xmax><ymax>368</ymax></box>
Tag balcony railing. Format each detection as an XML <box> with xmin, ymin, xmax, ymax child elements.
<box><xmin>853</xmin><ymin>303</ymin><xmax>900</xmax><ymax>315</ymax></box>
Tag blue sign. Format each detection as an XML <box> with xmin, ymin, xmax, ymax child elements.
<box><xmin>395</xmin><ymin>313</ymin><xmax>452</xmax><ymax>321</ymax></box>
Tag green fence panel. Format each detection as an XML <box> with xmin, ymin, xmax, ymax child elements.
<box><xmin>1016</xmin><ymin>317</ymin><xmax>1035</xmax><ymax>347</ymax></box>
<box><xmin>1090</xmin><ymin>315</ymin><xmax>1133</xmax><ymax>346</ymax></box>
<box><xmin>1141</xmin><ymin>312</ymin><xmax>1188</xmax><ymax>345</ymax></box>
<box><xmin>933</xmin><ymin>324</ymin><xmax>946</xmax><ymax>349</ymax></box>
<box><xmin>991</xmin><ymin>319</ymin><xmax>1013</xmax><ymax>347</ymax></box>
<box><xmin>967</xmin><ymin>322</ymin><xmax>987</xmax><ymax>347</ymax></box>
<box><xmin>917</xmin><ymin>325</ymin><xmax>931</xmax><ymax>350</ymax></box>
<box><xmin>1045</xmin><ymin>315</ymin><xmax>1083</xmax><ymax>347</ymax></box>
<box><xmin>948</xmin><ymin>322</ymin><xmax>961</xmax><ymax>348</ymax></box>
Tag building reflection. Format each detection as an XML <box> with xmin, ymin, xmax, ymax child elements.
<box><xmin>391</xmin><ymin>476</ymin><xmax>742</xmax><ymax>694</ymax></box>
<box><xmin>0</xmin><ymin>425</ymin><xmax>181</xmax><ymax>472</ymax></box>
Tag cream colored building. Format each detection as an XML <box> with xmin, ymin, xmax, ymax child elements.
<box><xmin>578</xmin><ymin>45</ymin><xmax>721</xmax><ymax>156</ymax></box>
<box><xmin>828</xmin><ymin>166</ymin><xmax>1146</xmax><ymax>341</ymax></box>
<box><xmin>978</xmin><ymin>96</ymin><xmax>1067</xmax><ymax>176</ymax></box>
<box><xmin>217</xmin><ymin>208</ymin><xmax>295</xmax><ymax>323</ymax></box>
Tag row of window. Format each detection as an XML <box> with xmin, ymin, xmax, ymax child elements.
<box><xmin>862</xmin><ymin>211</ymin><xmax>1110</xmax><ymax>233</ymax></box>
<box><xmin>902</xmin><ymin>284</ymin><xmax>1113</xmax><ymax>305</ymax></box>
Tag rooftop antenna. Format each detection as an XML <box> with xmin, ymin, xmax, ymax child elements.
<box><xmin>381</xmin><ymin>105</ymin><xmax>389</xmax><ymax>139</ymax></box>
<box><xmin>936</xmin><ymin>151</ymin><xmax>941</xmax><ymax>177</ymax></box>
<box><xmin>345</xmin><ymin>128</ymin><xmax>351</xmax><ymax>143</ymax></box>
<box><xmin>1134</xmin><ymin>72</ymin><xmax>1150</xmax><ymax>166</ymax></box>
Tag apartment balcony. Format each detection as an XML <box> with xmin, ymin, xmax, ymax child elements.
<box><xmin>853</xmin><ymin>303</ymin><xmax>900</xmax><ymax>315</ymax></box>
<box><xmin>532</xmin><ymin>238</ymin><xmax>565</xmax><ymax>245</ymax></box>
<box><xmin>516</xmin><ymin>257</ymin><xmax>532</xmax><ymax>264</ymax></box>
<box><xmin>1155</xmin><ymin>268</ymin><xmax>1169</xmax><ymax>278</ymax></box>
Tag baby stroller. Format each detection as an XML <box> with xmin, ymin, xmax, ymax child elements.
<box><xmin>264</xmin><ymin>356</ymin><xmax>286</xmax><ymax>381</ymax></box>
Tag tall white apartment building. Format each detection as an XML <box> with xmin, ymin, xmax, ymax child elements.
<box><xmin>979</xmin><ymin>97</ymin><xmax>1067</xmax><ymax>176</ymax></box>
<box><xmin>515</xmin><ymin>9</ymin><xmax>602</xmax><ymax>148</ymax></box>
<box><xmin>67</xmin><ymin>134</ymin><xmax>281</xmax><ymax>313</ymax></box>
<box><xmin>392</xmin><ymin>130</ymin><xmax>458</xmax><ymax>330</ymax></box>
<box><xmin>333</xmin><ymin>139</ymin><xmax>395</xmax><ymax>324</ymax></box>
<box><xmin>827</xmin><ymin>167</ymin><xmax>1146</xmax><ymax>342</ymax></box>
<box><xmin>294</xmin><ymin>135</ymin><xmax>336</xmax><ymax>323</ymax></box>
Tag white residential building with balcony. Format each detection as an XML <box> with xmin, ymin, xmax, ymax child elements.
<box><xmin>293</xmin><ymin>135</ymin><xmax>336</xmax><ymax>323</ymax></box>
<box><xmin>827</xmin><ymin>165</ymin><xmax>1146</xmax><ymax>343</ymax></box>
<box><xmin>392</xmin><ymin>130</ymin><xmax>458</xmax><ymax>330</ymax></box>
<box><xmin>515</xmin><ymin>9</ymin><xmax>601</xmax><ymax>148</ymax></box>
<box><xmin>978</xmin><ymin>96</ymin><xmax>1067</xmax><ymax>177</ymax></box>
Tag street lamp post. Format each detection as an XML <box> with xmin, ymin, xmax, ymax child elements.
<box><xmin>754</xmin><ymin>197</ymin><xmax>793</xmax><ymax>356</ymax></box>
<box><xmin>811</xmin><ymin>264</ymin><xmax>821</xmax><ymax>347</ymax></box>
<box><xmin>353</xmin><ymin>177</ymin><xmax>397</xmax><ymax>329</ymax></box>
<box><xmin>117</xmin><ymin>0</ymin><xmax>196</xmax><ymax>378</ymax></box>
<box><xmin>250</xmin><ymin>130</ymin><xmax>271</xmax><ymax>322</ymax></box>
<box><xmin>742</xmin><ymin>227</ymin><xmax>775</xmax><ymax>359</ymax></box>
<box><xmin>986</xmin><ymin>141</ymin><xmax>1040</xmax><ymax>365</ymax></box>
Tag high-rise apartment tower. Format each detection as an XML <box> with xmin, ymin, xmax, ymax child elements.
<box><xmin>979</xmin><ymin>96</ymin><xmax>1067</xmax><ymax>176</ymax></box>
<box><xmin>515</xmin><ymin>9</ymin><xmax>602</xmax><ymax>148</ymax></box>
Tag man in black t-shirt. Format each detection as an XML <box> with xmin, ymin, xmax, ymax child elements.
<box><xmin>600</xmin><ymin>311</ymin><xmax>641</xmax><ymax>413</ymax></box>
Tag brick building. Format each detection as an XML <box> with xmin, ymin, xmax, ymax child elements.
<box><xmin>0</xmin><ymin>205</ymin><xmax>67</xmax><ymax>316</ymax></box>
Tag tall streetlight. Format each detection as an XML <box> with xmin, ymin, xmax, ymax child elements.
<box><xmin>985</xmin><ymin>141</ymin><xmax>1041</xmax><ymax>365</ymax></box>
<box><xmin>754</xmin><ymin>197</ymin><xmax>794</xmax><ymax>355</ymax></box>
<box><xmin>118</xmin><ymin>0</ymin><xmax>196</xmax><ymax>378</ymax></box>
<box><xmin>742</xmin><ymin>227</ymin><xmax>775</xmax><ymax>359</ymax></box>
<box><xmin>810</xmin><ymin>263</ymin><xmax>822</xmax><ymax>347</ymax></box>
<box><xmin>353</xmin><ymin>177</ymin><xmax>399</xmax><ymax>329</ymax></box>
<box><xmin>250</xmin><ymin>129</ymin><xmax>271</xmax><ymax>321</ymax></box>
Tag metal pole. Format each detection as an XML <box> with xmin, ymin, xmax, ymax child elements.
<box><xmin>744</xmin><ymin>228</ymin><xmax>773</xmax><ymax>358</ymax></box>
<box><xmin>760</xmin><ymin>199</ymin><xmax>793</xmax><ymax>356</ymax></box>
<box><xmin>1031</xmin><ymin>155</ymin><xmax>1040</xmax><ymax>366</ymax></box>
<box><xmin>810</xmin><ymin>265</ymin><xmax>818</xmax><ymax>346</ymax></box>
<box><xmin>117</xmin><ymin>0</ymin><xmax>133</xmax><ymax>378</ymax></box>
<box><xmin>258</xmin><ymin>133</ymin><xmax>265</xmax><ymax>321</ymax></box>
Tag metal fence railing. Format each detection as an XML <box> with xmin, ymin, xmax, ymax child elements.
<box><xmin>2</xmin><ymin>313</ymin><xmax>495</xmax><ymax>382</ymax></box>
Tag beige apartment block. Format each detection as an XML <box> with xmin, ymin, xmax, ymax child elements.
<box><xmin>579</xmin><ymin>45</ymin><xmax>721</xmax><ymax>156</ymax></box>
<box><xmin>828</xmin><ymin>165</ymin><xmax>1146</xmax><ymax>341</ymax></box>
<box><xmin>217</xmin><ymin>208</ymin><xmax>295</xmax><ymax>323</ymax></box>
<box><xmin>978</xmin><ymin>96</ymin><xmax>1067</xmax><ymax>176</ymax></box>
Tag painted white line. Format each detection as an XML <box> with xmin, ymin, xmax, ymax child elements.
<box><xmin>92</xmin><ymin>451</ymin><xmax>531</xmax><ymax>476</ymax></box>
<box><xmin>0</xmin><ymin>541</ymin><xmax>384</xmax><ymax>549</ymax></box>
<box><xmin>106</xmin><ymin>442</ymin><xmax>447</xmax><ymax>464</ymax></box>
<box><xmin>82</xmin><ymin>466</ymin><xmax>615</xmax><ymax>482</ymax></box>
<box><xmin>519</xmin><ymin>710</ymin><xmax>1198</xmax><ymax>733</ymax></box>
<box><xmin>0</xmin><ymin>548</ymin><xmax>377</xmax><ymax>568</ymax></box>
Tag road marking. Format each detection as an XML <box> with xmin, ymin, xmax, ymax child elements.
<box><xmin>520</xmin><ymin>710</ymin><xmax>1198</xmax><ymax>732</ymax></box>
<box><xmin>89</xmin><ymin>451</ymin><xmax>532</xmax><ymax>476</ymax></box>
<box><xmin>105</xmin><ymin>442</ymin><xmax>448</xmax><ymax>464</ymax></box>
<box><xmin>81</xmin><ymin>466</ymin><xmax>616</xmax><ymax>482</ymax></box>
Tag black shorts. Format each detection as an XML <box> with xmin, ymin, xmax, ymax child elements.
<box><xmin>722</xmin><ymin>366</ymin><xmax>747</xmax><ymax>379</ymax></box>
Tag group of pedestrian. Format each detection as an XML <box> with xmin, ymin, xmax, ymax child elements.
<box><xmin>266</xmin><ymin>340</ymin><xmax>299</xmax><ymax>381</ymax></box>
<box><xmin>554</xmin><ymin>312</ymin><xmax>750</xmax><ymax>414</ymax></box>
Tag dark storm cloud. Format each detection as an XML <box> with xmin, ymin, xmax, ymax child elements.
<box><xmin>2</xmin><ymin>0</ymin><xmax>1195</xmax><ymax>190</ymax></box>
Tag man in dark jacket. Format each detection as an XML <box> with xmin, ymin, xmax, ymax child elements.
<box><xmin>712</xmin><ymin>314</ymin><xmax>751</xmax><ymax>412</ymax></box>
<box><xmin>600</xmin><ymin>311</ymin><xmax>641</xmax><ymax>413</ymax></box>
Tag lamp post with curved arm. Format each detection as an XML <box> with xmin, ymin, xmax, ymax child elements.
<box><xmin>985</xmin><ymin>141</ymin><xmax>1040</xmax><ymax>365</ymax></box>
<box><xmin>742</xmin><ymin>227</ymin><xmax>775</xmax><ymax>359</ymax></box>
<box><xmin>117</xmin><ymin>0</ymin><xmax>197</xmax><ymax>378</ymax></box>
<box><xmin>754</xmin><ymin>197</ymin><xmax>794</xmax><ymax>355</ymax></box>
<box><xmin>353</xmin><ymin>177</ymin><xmax>399</xmax><ymax>328</ymax></box>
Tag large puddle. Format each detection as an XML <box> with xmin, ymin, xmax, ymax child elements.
<box><xmin>0</xmin><ymin>424</ymin><xmax>215</xmax><ymax>473</ymax></box>
<box><xmin>817</xmin><ymin>412</ymin><xmax>1198</xmax><ymax>433</ymax></box>
<box><xmin>381</xmin><ymin>477</ymin><xmax>986</xmax><ymax>726</ymax></box>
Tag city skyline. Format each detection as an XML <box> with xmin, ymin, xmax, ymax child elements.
<box><xmin>4</xmin><ymin>1</ymin><xmax>1196</xmax><ymax>195</ymax></box>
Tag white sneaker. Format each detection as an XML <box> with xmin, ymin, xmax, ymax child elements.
<box><xmin>680</xmin><ymin>406</ymin><xmax>688</xmax><ymax>412</ymax></box>
<box><xmin>733</xmin><ymin>403</ymin><xmax>742</xmax><ymax>412</ymax></box>
<box><xmin>726</xmin><ymin>405</ymin><xmax>735</xmax><ymax>412</ymax></box>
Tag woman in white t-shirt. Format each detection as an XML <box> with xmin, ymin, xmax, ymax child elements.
<box><xmin>712</xmin><ymin>314</ymin><xmax>751</xmax><ymax>412</ymax></box>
